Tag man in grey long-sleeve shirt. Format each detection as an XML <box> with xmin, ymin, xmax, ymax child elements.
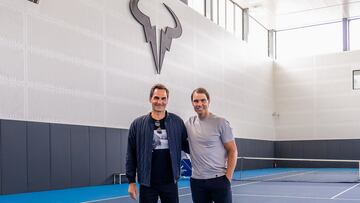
<box><xmin>185</xmin><ymin>87</ymin><xmax>238</xmax><ymax>203</ymax></box>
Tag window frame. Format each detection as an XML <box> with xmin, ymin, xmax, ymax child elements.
<box><xmin>353</xmin><ymin>70</ymin><xmax>360</xmax><ymax>90</ymax></box>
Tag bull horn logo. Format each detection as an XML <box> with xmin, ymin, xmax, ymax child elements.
<box><xmin>129</xmin><ymin>0</ymin><xmax>182</xmax><ymax>74</ymax></box>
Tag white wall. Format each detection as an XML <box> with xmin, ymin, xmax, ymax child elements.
<box><xmin>0</xmin><ymin>0</ymin><xmax>275</xmax><ymax>140</ymax></box>
<box><xmin>275</xmin><ymin>50</ymin><xmax>360</xmax><ymax>140</ymax></box>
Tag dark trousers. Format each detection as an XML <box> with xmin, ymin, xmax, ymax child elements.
<box><xmin>139</xmin><ymin>182</ymin><xmax>179</xmax><ymax>203</ymax></box>
<box><xmin>190</xmin><ymin>175</ymin><xmax>232</xmax><ymax>203</ymax></box>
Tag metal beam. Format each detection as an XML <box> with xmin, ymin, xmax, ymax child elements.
<box><xmin>268</xmin><ymin>29</ymin><xmax>276</xmax><ymax>59</ymax></box>
<box><xmin>343</xmin><ymin>18</ymin><xmax>349</xmax><ymax>51</ymax></box>
<box><xmin>242</xmin><ymin>8</ymin><xmax>249</xmax><ymax>42</ymax></box>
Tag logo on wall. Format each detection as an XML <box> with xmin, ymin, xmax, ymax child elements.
<box><xmin>129</xmin><ymin>0</ymin><xmax>182</xmax><ymax>74</ymax></box>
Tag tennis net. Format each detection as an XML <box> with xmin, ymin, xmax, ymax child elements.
<box><xmin>233</xmin><ymin>157</ymin><xmax>360</xmax><ymax>183</ymax></box>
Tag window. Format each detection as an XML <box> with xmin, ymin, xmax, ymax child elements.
<box><xmin>218</xmin><ymin>0</ymin><xmax>226</xmax><ymax>28</ymax></box>
<box><xmin>353</xmin><ymin>70</ymin><xmax>360</xmax><ymax>90</ymax></box>
<box><xmin>186</xmin><ymin>0</ymin><xmax>244</xmax><ymax>41</ymax></box>
<box><xmin>248</xmin><ymin>17</ymin><xmax>268</xmax><ymax>57</ymax></box>
<box><xmin>234</xmin><ymin>6</ymin><xmax>242</xmax><ymax>38</ymax></box>
<box><xmin>276</xmin><ymin>22</ymin><xmax>342</xmax><ymax>59</ymax></box>
<box><xmin>212</xmin><ymin>0</ymin><xmax>218</xmax><ymax>24</ymax></box>
<box><xmin>205</xmin><ymin>0</ymin><xmax>212</xmax><ymax>20</ymax></box>
<box><xmin>226</xmin><ymin>0</ymin><xmax>234</xmax><ymax>33</ymax></box>
<box><xmin>350</xmin><ymin>19</ymin><xmax>360</xmax><ymax>50</ymax></box>
<box><xmin>188</xmin><ymin>0</ymin><xmax>205</xmax><ymax>15</ymax></box>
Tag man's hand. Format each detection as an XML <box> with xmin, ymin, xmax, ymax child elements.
<box><xmin>225</xmin><ymin>173</ymin><xmax>232</xmax><ymax>182</ymax></box>
<box><xmin>128</xmin><ymin>183</ymin><xmax>138</xmax><ymax>200</ymax></box>
<box><xmin>224</xmin><ymin>140</ymin><xmax>238</xmax><ymax>183</ymax></box>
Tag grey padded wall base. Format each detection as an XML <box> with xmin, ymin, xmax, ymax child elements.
<box><xmin>275</xmin><ymin>140</ymin><xmax>360</xmax><ymax>160</ymax></box>
<box><xmin>235</xmin><ymin>138</ymin><xmax>275</xmax><ymax>170</ymax></box>
<box><xmin>237</xmin><ymin>138</ymin><xmax>274</xmax><ymax>157</ymax></box>
<box><xmin>27</xmin><ymin>122</ymin><xmax>50</xmax><ymax>192</ymax></box>
<box><xmin>105</xmin><ymin>128</ymin><xmax>122</xmax><ymax>184</ymax></box>
<box><xmin>119</xmin><ymin>129</ymin><xmax>128</xmax><ymax>173</ymax></box>
<box><xmin>50</xmin><ymin>124</ymin><xmax>71</xmax><ymax>189</ymax></box>
<box><xmin>89</xmin><ymin>127</ymin><xmax>106</xmax><ymax>186</ymax></box>
<box><xmin>1</xmin><ymin>120</ymin><xmax>27</xmax><ymax>194</ymax></box>
<box><xmin>0</xmin><ymin>119</ymin><xmax>130</xmax><ymax>194</ymax></box>
<box><xmin>70</xmin><ymin>126</ymin><xmax>90</xmax><ymax>187</ymax></box>
<box><xmin>104</xmin><ymin>128</ymin><xmax>128</xmax><ymax>184</ymax></box>
<box><xmin>275</xmin><ymin>140</ymin><xmax>360</xmax><ymax>168</ymax></box>
<box><xmin>3</xmin><ymin>118</ymin><xmax>360</xmax><ymax>194</ymax></box>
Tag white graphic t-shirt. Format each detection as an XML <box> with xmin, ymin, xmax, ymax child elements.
<box><xmin>153</xmin><ymin>129</ymin><xmax>168</xmax><ymax>149</ymax></box>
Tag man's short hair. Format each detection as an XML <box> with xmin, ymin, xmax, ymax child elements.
<box><xmin>150</xmin><ymin>84</ymin><xmax>169</xmax><ymax>99</ymax></box>
<box><xmin>191</xmin><ymin>87</ymin><xmax>210</xmax><ymax>102</ymax></box>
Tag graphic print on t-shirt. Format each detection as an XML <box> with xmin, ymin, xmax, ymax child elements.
<box><xmin>152</xmin><ymin>130</ymin><xmax>168</xmax><ymax>149</ymax></box>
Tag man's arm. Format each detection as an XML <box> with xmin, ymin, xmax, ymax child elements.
<box><xmin>181</xmin><ymin>121</ymin><xmax>190</xmax><ymax>154</ymax></box>
<box><xmin>224</xmin><ymin>140</ymin><xmax>238</xmax><ymax>181</ymax></box>
<box><xmin>126</xmin><ymin>122</ymin><xmax>138</xmax><ymax>200</ymax></box>
<box><xmin>126</xmin><ymin>123</ymin><xmax>137</xmax><ymax>183</ymax></box>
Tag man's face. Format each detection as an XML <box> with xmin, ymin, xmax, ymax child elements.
<box><xmin>150</xmin><ymin>89</ymin><xmax>168</xmax><ymax>113</ymax></box>
<box><xmin>192</xmin><ymin>92</ymin><xmax>209</xmax><ymax>116</ymax></box>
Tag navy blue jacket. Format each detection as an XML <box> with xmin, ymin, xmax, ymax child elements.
<box><xmin>126</xmin><ymin>112</ymin><xmax>189</xmax><ymax>186</ymax></box>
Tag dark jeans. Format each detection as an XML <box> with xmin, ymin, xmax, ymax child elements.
<box><xmin>190</xmin><ymin>175</ymin><xmax>232</xmax><ymax>203</ymax></box>
<box><xmin>139</xmin><ymin>182</ymin><xmax>178</xmax><ymax>203</ymax></box>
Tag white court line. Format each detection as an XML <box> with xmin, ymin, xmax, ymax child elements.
<box><xmin>233</xmin><ymin>170</ymin><xmax>314</xmax><ymax>185</ymax></box>
<box><xmin>179</xmin><ymin>193</ymin><xmax>192</xmax><ymax>197</ymax></box>
<box><xmin>81</xmin><ymin>186</ymin><xmax>191</xmax><ymax>203</ymax></box>
<box><xmin>336</xmin><ymin>197</ymin><xmax>360</xmax><ymax>201</ymax></box>
<box><xmin>82</xmin><ymin>195</ymin><xmax>129</xmax><ymax>203</ymax></box>
<box><xmin>331</xmin><ymin>183</ymin><xmax>360</xmax><ymax>199</ymax></box>
<box><xmin>177</xmin><ymin>172</ymin><xmax>314</xmax><ymax>198</ymax></box>
<box><xmin>236</xmin><ymin>170</ymin><xmax>312</xmax><ymax>181</ymax></box>
<box><xmin>81</xmin><ymin>171</ymin><xmax>330</xmax><ymax>203</ymax></box>
<box><xmin>266</xmin><ymin>171</ymin><xmax>314</xmax><ymax>181</ymax></box>
<box><xmin>232</xmin><ymin>193</ymin><xmax>360</xmax><ymax>201</ymax></box>
<box><xmin>231</xmin><ymin>170</ymin><xmax>314</xmax><ymax>189</ymax></box>
<box><xmin>233</xmin><ymin>193</ymin><xmax>330</xmax><ymax>200</ymax></box>
<box><xmin>177</xmin><ymin>181</ymin><xmax>264</xmax><ymax>198</ymax></box>
<box><xmin>179</xmin><ymin>186</ymin><xmax>190</xmax><ymax>190</ymax></box>
<box><xmin>81</xmin><ymin>181</ymin><xmax>257</xmax><ymax>203</ymax></box>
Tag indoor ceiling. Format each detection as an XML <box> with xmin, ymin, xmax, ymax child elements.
<box><xmin>234</xmin><ymin>0</ymin><xmax>360</xmax><ymax>30</ymax></box>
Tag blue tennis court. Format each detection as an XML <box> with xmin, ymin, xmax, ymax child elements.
<box><xmin>2</xmin><ymin>168</ymin><xmax>360</xmax><ymax>203</ymax></box>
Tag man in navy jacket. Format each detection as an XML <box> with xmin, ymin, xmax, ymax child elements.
<box><xmin>126</xmin><ymin>84</ymin><xmax>189</xmax><ymax>203</ymax></box>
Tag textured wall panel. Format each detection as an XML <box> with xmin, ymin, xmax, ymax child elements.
<box><xmin>0</xmin><ymin>83</ymin><xmax>24</xmax><ymax>120</ymax></box>
<box><xmin>28</xmin><ymin>53</ymin><xmax>104</xmax><ymax>94</ymax></box>
<box><xmin>33</xmin><ymin>0</ymin><xmax>102</xmax><ymax>33</ymax></box>
<box><xmin>0</xmin><ymin>44</ymin><xmax>24</xmax><ymax>80</ymax></box>
<box><xmin>28</xmin><ymin>88</ymin><xmax>104</xmax><ymax>126</ymax></box>
<box><xmin>28</xmin><ymin>16</ymin><xmax>102</xmax><ymax>63</ymax></box>
<box><xmin>0</xmin><ymin>5</ymin><xmax>23</xmax><ymax>42</ymax></box>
